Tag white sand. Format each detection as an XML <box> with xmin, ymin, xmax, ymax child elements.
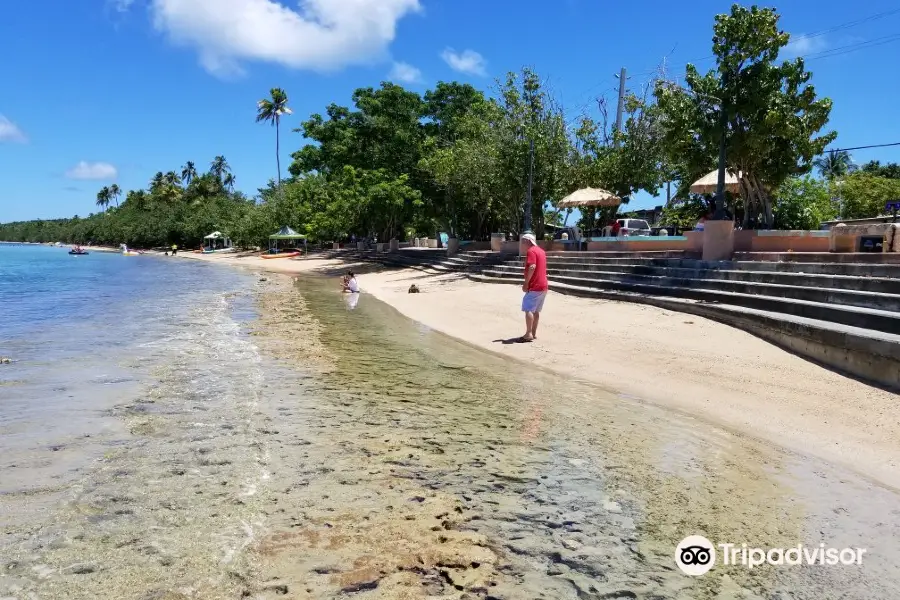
<box><xmin>179</xmin><ymin>251</ymin><xmax>900</xmax><ymax>489</ymax></box>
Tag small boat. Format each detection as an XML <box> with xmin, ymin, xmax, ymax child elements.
<box><xmin>69</xmin><ymin>250</ymin><xmax>89</xmax><ymax>255</ymax></box>
<box><xmin>261</xmin><ymin>251</ymin><xmax>301</xmax><ymax>259</ymax></box>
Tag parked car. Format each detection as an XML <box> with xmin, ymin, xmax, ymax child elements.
<box><xmin>616</xmin><ymin>218</ymin><xmax>652</xmax><ymax>236</ymax></box>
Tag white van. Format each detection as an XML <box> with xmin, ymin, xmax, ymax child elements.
<box><xmin>616</xmin><ymin>218</ymin><xmax>652</xmax><ymax>236</ymax></box>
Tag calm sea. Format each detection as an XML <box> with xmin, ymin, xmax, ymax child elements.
<box><xmin>0</xmin><ymin>244</ymin><xmax>257</xmax><ymax>519</ymax></box>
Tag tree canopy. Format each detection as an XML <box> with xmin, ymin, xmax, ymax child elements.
<box><xmin>655</xmin><ymin>4</ymin><xmax>836</xmax><ymax>228</ymax></box>
<box><xmin>4</xmin><ymin>5</ymin><xmax>897</xmax><ymax>246</ymax></box>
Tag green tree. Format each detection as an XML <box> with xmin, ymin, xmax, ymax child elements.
<box><xmin>255</xmin><ymin>88</ymin><xmax>292</xmax><ymax>188</ymax></box>
<box><xmin>833</xmin><ymin>173</ymin><xmax>900</xmax><ymax>219</ymax></box>
<box><xmin>655</xmin><ymin>4</ymin><xmax>836</xmax><ymax>228</ymax></box>
<box><xmin>814</xmin><ymin>151</ymin><xmax>856</xmax><ymax>180</ymax></box>
<box><xmin>660</xmin><ymin>196</ymin><xmax>710</xmax><ymax>230</ymax></box>
<box><xmin>860</xmin><ymin>160</ymin><xmax>900</xmax><ymax>179</ymax></box>
<box><xmin>95</xmin><ymin>187</ymin><xmax>111</xmax><ymax>211</ymax></box>
<box><xmin>210</xmin><ymin>156</ymin><xmax>231</xmax><ymax>183</ymax></box>
<box><xmin>181</xmin><ymin>161</ymin><xmax>198</xmax><ymax>186</ymax></box>
<box><xmin>109</xmin><ymin>183</ymin><xmax>121</xmax><ymax>207</ymax></box>
<box><xmin>773</xmin><ymin>175</ymin><xmax>836</xmax><ymax>229</ymax></box>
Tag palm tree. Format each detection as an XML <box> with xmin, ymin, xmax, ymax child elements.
<box><xmin>223</xmin><ymin>172</ymin><xmax>236</xmax><ymax>191</ymax></box>
<box><xmin>150</xmin><ymin>171</ymin><xmax>165</xmax><ymax>194</ymax></box>
<box><xmin>210</xmin><ymin>156</ymin><xmax>230</xmax><ymax>182</ymax></box>
<box><xmin>96</xmin><ymin>187</ymin><xmax>110</xmax><ymax>210</ymax></box>
<box><xmin>814</xmin><ymin>150</ymin><xmax>856</xmax><ymax>180</ymax></box>
<box><xmin>109</xmin><ymin>183</ymin><xmax>121</xmax><ymax>207</ymax></box>
<box><xmin>164</xmin><ymin>171</ymin><xmax>181</xmax><ymax>188</ymax></box>
<box><xmin>255</xmin><ymin>88</ymin><xmax>292</xmax><ymax>187</ymax></box>
<box><xmin>181</xmin><ymin>161</ymin><xmax>198</xmax><ymax>186</ymax></box>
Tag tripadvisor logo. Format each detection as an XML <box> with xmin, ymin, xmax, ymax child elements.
<box><xmin>676</xmin><ymin>536</ymin><xmax>716</xmax><ymax>576</ymax></box>
<box><xmin>675</xmin><ymin>536</ymin><xmax>866</xmax><ymax>576</ymax></box>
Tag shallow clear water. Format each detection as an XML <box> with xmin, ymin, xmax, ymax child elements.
<box><xmin>0</xmin><ymin>245</ymin><xmax>254</xmax><ymax>517</ymax></box>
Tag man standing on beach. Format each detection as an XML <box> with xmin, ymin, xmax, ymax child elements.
<box><xmin>519</xmin><ymin>233</ymin><xmax>548</xmax><ymax>342</ymax></box>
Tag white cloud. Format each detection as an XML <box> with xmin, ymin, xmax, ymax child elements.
<box><xmin>0</xmin><ymin>115</ymin><xmax>27</xmax><ymax>143</ymax></box>
<box><xmin>147</xmin><ymin>0</ymin><xmax>421</xmax><ymax>77</ymax></box>
<box><xmin>783</xmin><ymin>34</ymin><xmax>828</xmax><ymax>58</ymax></box>
<box><xmin>440</xmin><ymin>48</ymin><xmax>487</xmax><ymax>76</ymax></box>
<box><xmin>65</xmin><ymin>161</ymin><xmax>118</xmax><ymax>180</ymax></box>
<box><xmin>388</xmin><ymin>61</ymin><xmax>422</xmax><ymax>83</ymax></box>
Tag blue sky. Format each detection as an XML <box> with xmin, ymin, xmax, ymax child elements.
<box><xmin>2</xmin><ymin>0</ymin><xmax>900</xmax><ymax>223</ymax></box>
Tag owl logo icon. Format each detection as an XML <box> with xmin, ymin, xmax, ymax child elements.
<box><xmin>675</xmin><ymin>535</ymin><xmax>716</xmax><ymax>576</ymax></box>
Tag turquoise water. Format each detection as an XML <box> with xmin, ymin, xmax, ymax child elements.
<box><xmin>0</xmin><ymin>244</ymin><xmax>255</xmax><ymax>504</ymax></box>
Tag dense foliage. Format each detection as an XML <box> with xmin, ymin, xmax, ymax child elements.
<box><xmin>0</xmin><ymin>157</ymin><xmax>254</xmax><ymax>247</ymax></box>
<box><xmin>3</xmin><ymin>4</ymin><xmax>897</xmax><ymax>247</ymax></box>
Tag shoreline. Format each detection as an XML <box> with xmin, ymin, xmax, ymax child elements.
<box><xmin>175</xmin><ymin>250</ymin><xmax>900</xmax><ymax>491</ymax></box>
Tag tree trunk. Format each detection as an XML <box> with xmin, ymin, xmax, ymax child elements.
<box><xmin>750</xmin><ymin>174</ymin><xmax>773</xmax><ymax>229</ymax></box>
<box><xmin>739</xmin><ymin>176</ymin><xmax>753</xmax><ymax>229</ymax></box>
<box><xmin>275</xmin><ymin>115</ymin><xmax>282</xmax><ymax>188</ymax></box>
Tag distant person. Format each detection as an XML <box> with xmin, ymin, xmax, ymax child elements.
<box><xmin>518</xmin><ymin>233</ymin><xmax>548</xmax><ymax>343</ymax></box>
<box><xmin>344</xmin><ymin>291</ymin><xmax>360</xmax><ymax>310</ymax></box>
<box><xmin>610</xmin><ymin>220</ymin><xmax>621</xmax><ymax>237</ymax></box>
<box><xmin>695</xmin><ymin>215</ymin><xmax>709</xmax><ymax>231</ymax></box>
<box><xmin>342</xmin><ymin>271</ymin><xmax>359</xmax><ymax>293</ymax></box>
<box><xmin>171</xmin><ymin>244</ymin><xmax>178</xmax><ymax>255</ymax></box>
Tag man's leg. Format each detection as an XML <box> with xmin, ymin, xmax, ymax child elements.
<box><xmin>531</xmin><ymin>312</ymin><xmax>540</xmax><ymax>339</ymax></box>
<box><xmin>524</xmin><ymin>311</ymin><xmax>535</xmax><ymax>340</ymax></box>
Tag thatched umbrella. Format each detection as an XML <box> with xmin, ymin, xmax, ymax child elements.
<box><xmin>689</xmin><ymin>169</ymin><xmax>742</xmax><ymax>195</ymax></box>
<box><xmin>557</xmin><ymin>187</ymin><xmax>622</xmax><ymax>209</ymax></box>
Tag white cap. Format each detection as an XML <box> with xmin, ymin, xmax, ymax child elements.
<box><xmin>521</xmin><ymin>233</ymin><xmax>537</xmax><ymax>245</ymax></box>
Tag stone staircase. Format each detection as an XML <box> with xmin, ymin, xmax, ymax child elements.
<box><xmin>337</xmin><ymin>248</ymin><xmax>900</xmax><ymax>390</ymax></box>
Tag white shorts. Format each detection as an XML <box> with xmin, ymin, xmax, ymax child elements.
<box><xmin>522</xmin><ymin>291</ymin><xmax>547</xmax><ymax>313</ymax></box>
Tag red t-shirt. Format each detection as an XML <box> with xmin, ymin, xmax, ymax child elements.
<box><xmin>525</xmin><ymin>245</ymin><xmax>549</xmax><ymax>292</ymax></box>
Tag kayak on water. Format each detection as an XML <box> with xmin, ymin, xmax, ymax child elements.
<box><xmin>68</xmin><ymin>250</ymin><xmax>89</xmax><ymax>255</ymax></box>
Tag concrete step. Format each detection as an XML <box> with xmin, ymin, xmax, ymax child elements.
<box><xmin>496</xmin><ymin>255</ymin><xmax>900</xmax><ymax>278</ymax></box>
<box><xmin>725</xmin><ymin>260</ymin><xmax>900</xmax><ymax>278</ymax></box>
<box><xmin>480</xmin><ymin>268</ymin><xmax>900</xmax><ymax>336</ymax></box>
<box><xmin>469</xmin><ymin>272</ymin><xmax>900</xmax><ymax>391</ymax></box>
<box><xmin>734</xmin><ymin>252</ymin><xmax>900</xmax><ymax>264</ymax></box>
<box><xmin>488</xmin><ymin>262</ymin><xmax>900</xmax><ymax>297</ymax></box>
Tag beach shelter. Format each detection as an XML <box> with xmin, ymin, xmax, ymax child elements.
<box><xmin>689</xmin><ymin>169</ymin><xmax>743</xmax><ymax>195</ymax></box>
<box><xmin>268</xmin><ymin>226</ymin><xmax>307</xmax><ymax>254</ymax></box>
<box><xmin>203</xmin><ymin>231</ymin><xmax>232</xmax><ymax>252</ymax></box>
<box><xmin>557</xmin><ymin>187</ymin><xmax>622</xmax><ymax>209</ymax></box>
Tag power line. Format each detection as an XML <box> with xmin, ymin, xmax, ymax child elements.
<box><xmin>630</xmin><ymin>7</ymin><xmax>900</xmax><ymax>80</ymax></box>
<box><xmin>827</xmin><ymin>142</ymin><xmax>900</xmax><ymax>153</ymax></box>
<box><xmin>804</xmin><ymin>32</ymin><xmax>900</xmax><ymax>61</ymax></box>
<box><xmin>789</xmin><ymin>7</ymin><xmax>900</xmax><ymax>43</ymax></box>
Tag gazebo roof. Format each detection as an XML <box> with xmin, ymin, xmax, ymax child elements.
<box><xmin>557</xmin><ymin>188</ymin><xmax>622</xmax><ymax>209</ymax></box>
<box><xmin>204</xmin><ymin>231</ymin><xmax>225</xmax><ymax>239</ymax></box>
<box><xmin>690</xmin><ymin>169</ymin><xmax>743</xmax><ymax>195</ymax></box>
<box><xmin>269</xmin><ymin>226</ymin><xmax>307</xmax><ymax>240</ymax></box>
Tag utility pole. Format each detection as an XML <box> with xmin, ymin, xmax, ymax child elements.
<box><xmin>524</xmin><ymin>138</ymin><xmax>535</xmax><ymax>234</ymax></box>
<box><xmin>614</xmin><ymin>68</ymin><xmax>628</xmax><ymax>147</ymax></box>
<box><xmin>713</xmin><ymin>71</ymin><xmax>729</xmax><ymax>221</ymax></box>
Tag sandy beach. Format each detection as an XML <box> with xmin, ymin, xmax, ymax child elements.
<box><xmin>178</xmin><ymin>250</ymin><xmax>900</xmax><ymax>491</ymax></box>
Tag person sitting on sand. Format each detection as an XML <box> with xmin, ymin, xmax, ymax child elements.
<box><xmin>342</xmin><ymin>271</ymin><xmax>359</xmax><ymax>293</ymax></box>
